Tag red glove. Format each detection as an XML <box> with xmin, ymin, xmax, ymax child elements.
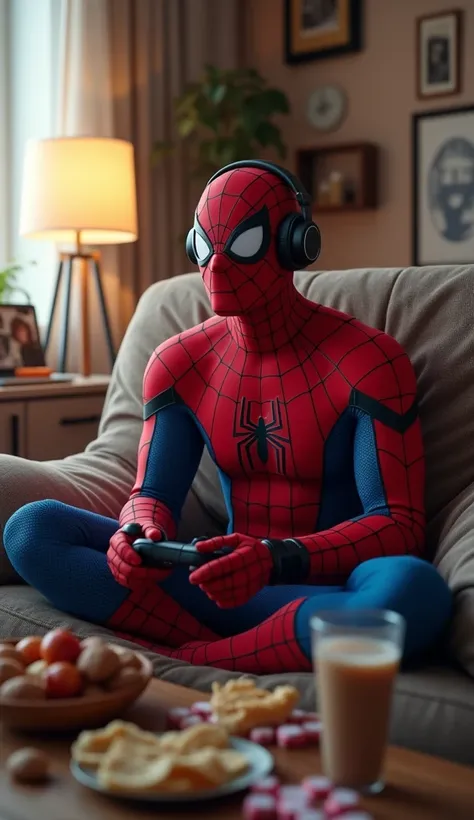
<box><xmin>189</xmin><ymin>533</ymin><xmax>273</xmax><ymax>608</ymax></box>
<box><xmin>107</xmin><ymin>497</ymin><xmax>173</xmax><ymax>589</ymax></box>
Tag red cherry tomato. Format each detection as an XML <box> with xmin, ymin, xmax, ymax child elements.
<box><xmin>40</xmin><ymin>629</ymin><xmax>82</xmax><ymax>665</ymax></box>
<box><xmin>45</xmin><ymin>662</ymin><xmax>84</xmax><ymax>698</ymax></box>
<box><xmin>16</xmin><ymin>636</ymin><xmax>43</xmax><ymax>665</ymax></box>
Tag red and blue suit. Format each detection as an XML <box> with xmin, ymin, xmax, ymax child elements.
<box><xmin>4</xmin><ymin>163</ymin><xmax>452</xmax><ymax>673</ymax></box>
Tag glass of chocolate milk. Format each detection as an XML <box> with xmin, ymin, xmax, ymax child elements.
<box><xmin>311</xmin><ymin>609</ymin><xmax>405</xmax><ymax>794</ymax></box>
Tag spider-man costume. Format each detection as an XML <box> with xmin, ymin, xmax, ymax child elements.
<box><xmin>4</xmin><ymin>161</ymin><xmax>452</xmax><ymax>674</ymax></box>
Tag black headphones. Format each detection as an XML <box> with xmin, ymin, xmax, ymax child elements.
<box><xmin>185</xmin><ymin>160</ymin><xmax>321</xmax><ymax>271</ymax></box>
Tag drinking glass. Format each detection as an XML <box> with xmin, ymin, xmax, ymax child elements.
<box><xmin>311</xmin><ymin>609</ymin><xmax>405</xmax><ymax>794</ymax></box>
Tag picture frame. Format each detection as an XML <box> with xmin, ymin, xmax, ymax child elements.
<box><xmin>416</xmin><ymin>9</ymin><xmax>462</xmax><ymax>99</ymax></box>
<box><xmin>0</xmin><ymin>304</ymin><xmax>45</xmax><ymax>372</ymax></box>
<box><xmin>284</xmin><ymin>0</ymin><xmax>362</xmax><ymax>65</ymax></box>
<box><xmin>412</xmin><ymin>105</ymin><xmax>474</xmax><ymax>266</ymax></box>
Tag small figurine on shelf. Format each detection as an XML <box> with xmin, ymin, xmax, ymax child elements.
<box><xmin>328</xmin><ymin>171</ymin><xmax>344</xmax><ymax>206</ymax></box>
<box><xmin>4</xmin><ymin>160</ymin><xmax>452</xmax><ymax>677</ymax></box>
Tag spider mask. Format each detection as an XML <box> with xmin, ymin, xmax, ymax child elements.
<box><xmin>186</xmin><ymin>163</ymin><xmax>321</xmax><ymax>317</ymax></box>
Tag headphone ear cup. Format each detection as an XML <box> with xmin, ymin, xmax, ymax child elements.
<box><xmin>276</xmin><ymin>213</ymin><xmax>300</xmax><ymax>270</ymax></box>
<box><xmin>277</xmin><ymin>214</ymin><xmax>321</xmax><ymax>270</ymax></box>
<box><xmin>186</xmin><ymin>229</ymin><xmax>198</xmax><ymax>266</ymax></box>
<box><xmin>292</xmin><ymin>220</ymin><xmax>321</xmax><ymax>268</ymax></box>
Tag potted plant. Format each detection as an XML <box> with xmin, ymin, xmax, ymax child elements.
<box><xmin>0</xmin><ymin>262</ymin><xmax>32</xmax><ymax>304</ymax></box>
<box><xmin>152</xmin><ymin>64</ymin><xmax>290</xmax><ymax>178</ymax></box>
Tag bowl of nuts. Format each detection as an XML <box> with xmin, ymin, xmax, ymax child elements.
<box><xmin>0</xmin><ymin>629</ymin><xmax>153</xmax><ymax>731</ymax></box>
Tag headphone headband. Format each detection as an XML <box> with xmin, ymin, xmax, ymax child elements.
<box><xmin>206</xmin><ymin>160</ymin><xmax>312</xmax><ymax>223</ymax></box>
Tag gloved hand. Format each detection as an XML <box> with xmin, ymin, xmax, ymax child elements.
<box><xmin>189</xmin><ymin>533</ymin><xmax>273</xmax><ymax>607</ymax></box>
<box><xmin>107</xmin><ymin>498</ymin><xmax>173</xmax><ymax>589</ymax></box>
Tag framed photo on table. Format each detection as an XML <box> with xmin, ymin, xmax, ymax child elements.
<box><xmin>416</xmin><ymin>9</ymin><xmax>462</xmax><ymax>99</ymax></box>
<box><xmin>412</xmin><ymin>106</ymin><xmax>474</xmax><ymax>265</ymax></box>
<box><xmin>284</xmin><ymin>0</ymin><xmax>362</xmax><ymax>64</ymax></box>
<box><xmin>0</xmin><ymin>304</ymin><xmax>45</xmax><ymax>371</ymax></box>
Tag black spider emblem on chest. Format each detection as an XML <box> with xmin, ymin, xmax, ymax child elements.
<box><xmin>233</xmin><ymin>397</ymin><xmax>290</xmax><ymax>474</ymax></box>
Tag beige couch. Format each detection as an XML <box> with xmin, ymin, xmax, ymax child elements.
<box><xmin>1</xmin><ymin>266</ymin><xmax>474</xmax><ymax>765</ymax></box>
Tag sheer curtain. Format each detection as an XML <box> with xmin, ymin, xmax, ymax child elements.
<box><xmin>54</xmin><ymin>0</ymin><xmax>243</xmax><ymax>371</ymax></box>
<box><xmin>54</xmin><ymin>0</ymin><xmax>120</xmax><ymax>372</ymax></box>
<box><xmin>0</xmin><ymin>0</ymin><xmax>9</xmax><ymax>265</ymax></box>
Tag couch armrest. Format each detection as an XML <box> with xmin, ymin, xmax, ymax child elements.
<box><xmin>0</xmin><ymin>452</ymin><xmax>131</xmax><ymax>586</ymax></box>
<box><xmin>434</xmin><ymin>484</ymin><xmax>474</xmax><ymax>678</ymax></box>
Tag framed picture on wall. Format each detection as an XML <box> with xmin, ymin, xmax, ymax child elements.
<box><xmin>416</xmin><ymin>9</ymin><xmax>462</xmax><ymax>99</ymax></box>
<box><xmin>412</xmin><ymin>106</ymin><xmax>474</xmax><ymax>265</ymax></box>
<box><xmin>284</xmin><ymin>0</ymin><xmax>363</xmax><ymax>64</ymax></box>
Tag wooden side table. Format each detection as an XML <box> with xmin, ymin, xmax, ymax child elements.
<box><xmin>0</xmin><ymin>375</ymin><xmax>110</xmax><ymax>459</ymax></box>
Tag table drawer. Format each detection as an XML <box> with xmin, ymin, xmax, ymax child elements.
<box><xmin>26</xmin><ymin>395</ymin><xmax>104</xmax><ymax>460</ymax></box>
<box><xmin>0</xmin><ymin>402</ymin><xmax>26</xmax><ymax>456</ymax></box>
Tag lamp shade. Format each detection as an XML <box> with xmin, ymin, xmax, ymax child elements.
<box><xmin>19</xmin><ymin>137</ymin><xmax>138</xmax><ymax>245</ymax></box>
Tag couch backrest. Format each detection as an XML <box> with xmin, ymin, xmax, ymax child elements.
<box><xmin>93</xmin><ymin>265</ymin><xmax>474</xmax><ymax>529</ymax></box>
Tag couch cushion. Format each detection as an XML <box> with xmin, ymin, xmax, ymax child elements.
<box><xmin>1</xmin><ymin>584</ymin><xmax>473</xmax><ymax>766</ymax></box>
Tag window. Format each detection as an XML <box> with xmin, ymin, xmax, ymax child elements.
<box><xmin>3</xmin><ymin>0</ymin><xmax>59</xmax><ymax>329</ymax></box>
<box><xmin>0</xmin><ymin>0</ymin><xmax>8</xmax><ymax>265</ymax></box>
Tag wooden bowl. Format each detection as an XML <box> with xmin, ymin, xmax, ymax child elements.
<box><xmin>0</xmin><ymin>639</ymin><xmax>153</xmax><ymax>732</ymax></box>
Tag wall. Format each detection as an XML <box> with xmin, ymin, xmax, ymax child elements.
<box><xmin>244</xmin><ymin>0</ymin><xmax>474</xmax><ymax>270</ymax></box>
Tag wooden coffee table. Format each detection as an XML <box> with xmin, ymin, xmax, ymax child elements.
<box><xmin>0</xmin><ymin>678</ymin><xmax>472</xmax><ymax>820</ymax></box>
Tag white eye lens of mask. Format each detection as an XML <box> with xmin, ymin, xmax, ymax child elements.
<box><xmin>194</xmin><ymin>232</ymin><xmax>211</xmax><ymax>262</ymax></box>
<box><xmin>228</xmin><ymin>226</ymin><xmax>263</xmax><ymax>258</ymax></box>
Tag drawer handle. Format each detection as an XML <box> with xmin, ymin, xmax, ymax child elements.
<box><xmin>59</xmin><ymin>415</ymin><xmax>101</xmax><ymax>426</ymax></box>
<box><xmin>11</xmin><ymin>414</ymin><xmax>20</xmax><ymax>456</ymax></box>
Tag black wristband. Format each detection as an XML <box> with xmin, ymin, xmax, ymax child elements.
<box><xmin>261</xmin><ymin>538</ymin><xmax>311</xmax><ymax>585</ymax></box>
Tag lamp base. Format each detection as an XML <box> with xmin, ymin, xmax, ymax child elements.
<box><xmin>43</xmin><ymin>252</ymin><xmax>116</xmax><ymax>375</ymax></box>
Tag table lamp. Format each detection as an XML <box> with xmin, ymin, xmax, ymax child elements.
<box><xmin>19</xmin><ymin>137</ymin><xmax>138</xmax><ymax>375</ymax></box>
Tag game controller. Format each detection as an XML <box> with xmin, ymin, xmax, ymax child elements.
<box><xmin>121</xmin><ymin>523</ymin><xmax>232</xmax><ymax>569</ymax></box>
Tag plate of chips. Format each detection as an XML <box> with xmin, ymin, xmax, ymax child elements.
<box><xmin>70</xmin><ymin>719</ymin><xmax>274</xmax><ymax>802</ymax></box>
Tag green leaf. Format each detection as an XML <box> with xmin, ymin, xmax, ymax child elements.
<box><xmin>177</xmin><ymin>117</ymin><xmax>196</xmax><ymax>138</ymax></box>
<box><xmin>0</xmin><ymin>261</ymin><xmax>32</xmax><ymax>303</ymax></box>
<box><xmin>254</xmin><ymin>121</ymin><xmax>281</xmax><ymax>147</ymax></box>
<box><xmin>211</xmin><ymin>84</ymin><xmax>226</xmax><ymax>105</ymax></box>
<box><xmin>256</xmin><ymin>88</ymin><xmax>290</xmax><ymax>116</ymax></box>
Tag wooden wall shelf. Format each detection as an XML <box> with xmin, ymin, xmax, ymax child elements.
<box><xmin>296</xmin><ymin>142</ymin><xmax>379</xmax><ymax>212</ymax></box>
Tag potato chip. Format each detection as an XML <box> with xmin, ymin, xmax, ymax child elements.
<box><xmin>71</xmin><ymin>720</ymin><xmax>160</xmax><ymax>769</ymax></box>
<box><xmin>210</xmin><ymin>677</ymin><xmax>300</xmax><ymax>734</ymax></box>
<box><xmin>158</xmin><ymin>722</ymin><xmax>229</xmax><ymax>755</ymax></box>
<box><xmin>97</xmin><ymin>742</ymin><xmax>247</xmax><ymax>793</ymax></box>
<box><xmin>71</xmin><ymin>719</ymin><xmax>248</xmax><ymax>794</ymax></box>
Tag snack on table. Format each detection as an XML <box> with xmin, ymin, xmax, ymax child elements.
<box><xmin>0</xmin><ymin>630</ymin><xmax>147</xmax><ymax>701</ymax></box>
<box><xmin>105</xmin><ymin>666</ymin><xmax>144</xmax><ymax>691</ymax></box>
<box><xmin>99</xmin><ymin>740</ymin><xmax>247</xmax><ymax>794</ymax></box>
<box><xmin>247</xmin><ymin>778</ymin><xmax>368</xmax><ymax>820</ymax></box>
<box><xmin>242</xmin><ymin>792</ymin><xmax>278</xmax><ymax>819</ymax></box>
<box><xmin>0</xmin><ymin>676</ymin><xmax>47</xmax><ymax>701</ymax></box>
<box><xmin>0</xmin><ymin>658</ymin><xmax>25</xmax><ymax>684</ymax></box>
<box><xmin>6</xmin><ymin>747</ymin><xmax>51</xmax><ymax>784</ymax></box>
<box><xmin>77</xmin><ymin>644</ymin><xmax>121</xmax><ymax>683</ymax></box>
<box><xmin>71</xmin><ymin>719</ymin><xmax>160</xmax><ymax>768</ymax></box>
<box><xmin>71</xmin><ymin>719</ymin><xmax>248</xmax><ymax>794</ymax></box>
<box><xmin>249</xmin><ymin>727</ymin><xmax>275</xmax><ymax>746</ymax></box>
<box><xmin>209</xmin><ymin>677</ymin><xmax>300</xmax><ymax>735</ymax></box>
<box><xmin>0</xmin><ymin>643</ymin><xmax>23</xmax><ymax>663</ymax></box>
<box><xmin>323</xmin><ymin>788</ymin><xmax>360</xmax><ymax>817</ymax></box>
<box><xmin>276</xmin><ymin>724</ymin><xmax>307</xmax><ymax>749</ymax></box>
